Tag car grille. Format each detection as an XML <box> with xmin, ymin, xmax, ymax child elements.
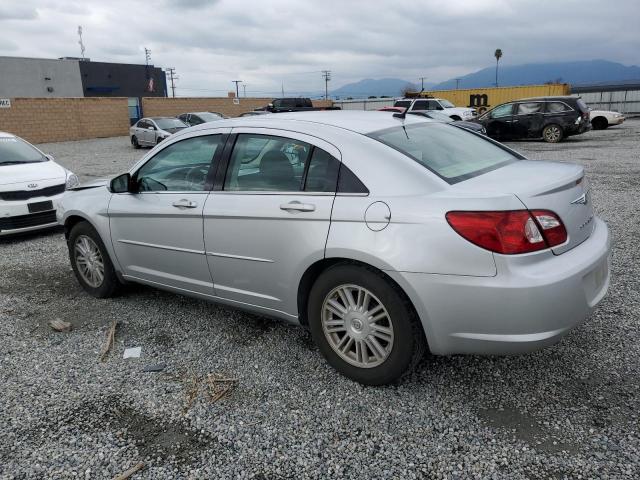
<box><xmin>0</xmin><ymin>183</ymin><xmax>65</xmax><ymax>201</ymax></box>
<box><xmin>0</xmin><ymin>210</ymin><xmax>58</xmax><ymax>231</ymax></box>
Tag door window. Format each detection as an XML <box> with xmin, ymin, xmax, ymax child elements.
<box><xmin>412</xmin><ymin>100</ymin><xmax>428</xmax><ymax>110</ymax></box>
<box><xmin>516</xmin><ymin>102</ymin><xmax>543</xmax><ymax>115</ymax></box>
<box><xmin>427</xmin><ymin>100</ymin><xmax>443</xmax><ymax>110</ymax></box>
<box><xmin>224</xmin><ymin>134</ymin><xmax>312</xmax><ymax>192</ymax></box>
<box><xmin>490</xmin><ymin>104</ymin><xmax>513</xmax><ymax>118</ymax></box>
<box><xmin>304</xmin><ymin>148</ymin><xmax>340</xmax><ymax>192</ymax></box>
<box><xmin>135</xmin><ymin>135</ymin><xmax>222</xmax><ymax>192</ymax></box>
<box><xmin>547</xmin><ymin>102</ymin><xmax>571</xmax><ymax>113</ymax></box>
<box><xmin>137</xmin><ymin>119</ymin><xmax>149</xmax><ymax>129</ymax></box>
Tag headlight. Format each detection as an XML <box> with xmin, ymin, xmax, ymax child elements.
<box><xmin>65</xmin><ymin>173</ymin><xmax>80</xmax><ymax>190</ymax></box>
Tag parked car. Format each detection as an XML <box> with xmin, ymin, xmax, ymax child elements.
<box><xmin>0</xmin><ymin>131</ymin><xmax>79</xmax><ymax>236</ymax></box>
<box><xmin>393</xmin><ymin>98</ymin><xmax>476</xmax><ymax>120</ymax></box>
<box><xmin>262</xmin><ymin>97</ymin><xmax>341</xmax><ymax>113</ymax></box>
<box><xmin>589</xmin><ymin>110</ymin><xmax>625</xmax><ymax>130</ymax></box>
<box><xmin>130</xmin><ymin>117</ymin><xmax>188</xmax><ymax>148</ymax></box>
<box><xmin>379</xmin><ymin>107</ymin><xmax>486</xmax><ymax>135</ymax></box>
<box><xmin>475</xmin><ymin>96</ymin><xmax>591</xmax><ymax>143</ymax></box>
<box><xmin>58</xmin><ymin>112</ymin><xmax>610</xmax><ymax>385</ymax></box>
<box><xmin>177</xmin><ymin>112</ymin><xmax>227</xmax><ymax>126</ymax></box>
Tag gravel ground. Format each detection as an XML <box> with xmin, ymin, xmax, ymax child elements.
<box><xmin>1</xmin><ymin>123</ymin><xmax>639</xmax><ymax>479</ymax></box>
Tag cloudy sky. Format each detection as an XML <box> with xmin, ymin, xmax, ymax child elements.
<box><xmin>1</xmin><ymin>0</ymin><xmax>638</xmax><ymax>96</ymax></box>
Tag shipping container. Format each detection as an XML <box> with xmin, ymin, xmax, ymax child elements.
<box><xmin>410</xmin><ymin>84</ymin><xmax>571</xmax><ymax>115</ymax></box>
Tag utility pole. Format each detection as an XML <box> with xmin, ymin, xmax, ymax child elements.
<box><xmin>419</xmin><ymin>76</ymin><xmax>427</xmax><ymax>91</ymax></box>
<box><xmin>232</xmin><ymin>80</ymin><xmax>242</xmax><ymax>99</ymax></box>
<box><xmin>242</xmin><ymin>83</ymin><xmax>247</xmax><ymax>97</ymax></box>
<box><xmin>166</xmin><ymin>67</ymin><xmax>178</xmax><ymax>97</ymax></box>
<box><xmin>321</xmin><ymin>70</ymin><xmax>331</xmax><ymax>100</ymax></box>
<box><xmin>281</xmin><ymin>81</ymin><xmax>284</xmax><ymax>97</ymax></box>
<box><xmin>455</xmin><ymin>78</ymin><xmax>461</xmax><ymax>89</ymax></box>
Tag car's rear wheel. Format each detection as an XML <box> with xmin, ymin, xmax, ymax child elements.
<box><xmin>308</xmin><ymin>264</ymin><xmax>426</xmax><ymax>385</ymax></box>
<box><xmin>591</xmin><ymin>117</ymin><xmax>608</xmax><ymax>130</ymax></box>
<box><xmin>131</xmin><ymin>136</ymin><xmax>140</xmax><ymax>149</ymax></box>
<box><xmin>68</xmin><ymin>222</ymin><xmax>120</xmax><ymax>298</ymax></box>
<box><xmin>542</xmin><ymin>124</ymin><xmax>563</xmax><ymax>143</ymax></box>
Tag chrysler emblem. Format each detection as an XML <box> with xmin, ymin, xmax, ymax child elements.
<box><xmin>27</xmin><ymin>183</ymin><xmax>39</xmax><ymax>189</ymax></box>
<box><xmin>571</xmin><ymin>191</ymin><xmax>589</xmax><ymax>205</ymax></box>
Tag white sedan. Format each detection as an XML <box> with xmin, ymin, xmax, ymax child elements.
<box><xmin>590</xmin><ymin>110</ymin><xmax>625</xmax><ymax>130</ymax></box>
<box><xmin>0</xmin><ymin>131</ymin><xmax>79</xmax><ymax>236</ymax></box>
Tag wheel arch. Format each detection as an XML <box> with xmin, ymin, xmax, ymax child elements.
<box><xmin>296</xmin><ymin>257</ymin><xmax>428</xmax><ymax>342</ymax></box>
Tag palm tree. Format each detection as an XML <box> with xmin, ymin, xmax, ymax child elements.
<box><xmin>494</xmin><ymin>49</ymin><xmax>503</xmax><ymax>87</ymax></box>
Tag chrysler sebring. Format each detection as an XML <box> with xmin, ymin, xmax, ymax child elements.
<box><xmin>57</xmin><ymin>112</ymin><xmax>611</xmax><ymax>385</ymax></box>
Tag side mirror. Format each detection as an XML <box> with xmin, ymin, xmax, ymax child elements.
<box><xmin>148</xmin><ymin>126</ymin><xmax>156</xmax><ymax>130</ymax></box>
<box><xmin>45</xmin><ymin>154</ymin><xmax>54</xmax><ymax>161</ymax></box>
<box><xmin>110</xmin><ymin>173</ymin><xmax>133</xmax><ymax>193</ymax></box>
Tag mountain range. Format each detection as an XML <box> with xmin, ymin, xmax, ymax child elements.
<box><xmin>332</xmin><ymin>60</ymin><xmax>640</xmax><ymax>98</ymax></box>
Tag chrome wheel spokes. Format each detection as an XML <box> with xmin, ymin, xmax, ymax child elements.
<box><xmin>75</xmin><ymin>235</ymin><xmax>105</xmax><ymax>288</ymax></box>
<box><xmin>321</xmin><ymin>284</ymin><xmax>394</xmax><ymax>368</ymax></box>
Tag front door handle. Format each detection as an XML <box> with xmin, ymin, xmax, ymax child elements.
<box><xmin>280</xmin><ymin>201</ymin><xmax>316</xmax><ymax>212</ymax></box>
<box><xmin>172</xmin><ymin>199</ymin><xmax>198</xmax><ymax>209</ymax></box>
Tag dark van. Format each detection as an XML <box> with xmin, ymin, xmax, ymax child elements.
<box><xmin>475</xmin><ymin>96</ymin><xmax>591</xmax><ymax>143</ymax></box>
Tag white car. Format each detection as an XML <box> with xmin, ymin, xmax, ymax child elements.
<box><xmin>129</xmin><ymin>117</ymin><xmax>189</xmax><ymax>148</ymax></box>
<box><xmin>589</xmin><ymin>110</ymin><xmax>625</xmax><ymax>130</ymax></box>
<box><xmin>0</xmin><ymin>131</ymin><xmax>79</xmax><ymax>236</ymax></box>
<box><xmin>394</xmin><ymin>98</ymin><xmax>477</xmax><ymax>120</ymax></box>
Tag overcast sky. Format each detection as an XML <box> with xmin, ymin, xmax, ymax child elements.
<box><xmin>1</xmin><ymin>0</ymin><xmax>639</xmax><ymax>96</ymax></box>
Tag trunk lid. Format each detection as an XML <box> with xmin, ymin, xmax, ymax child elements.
<box><xmin>450</xmin><ymin>160</ymin><xmax>594</xmax><ymax>254</ymax></box>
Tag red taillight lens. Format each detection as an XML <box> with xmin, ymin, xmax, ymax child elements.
<box><xmin>446</xmin><ymin>210</ymin><xmax>567</xmax><ymax>254</ymax></box>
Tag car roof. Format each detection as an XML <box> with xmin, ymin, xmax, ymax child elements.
<box><xmin>209</xmin><ymin>111</ymin><xmax>431</xmax><ymax>135</ymax></box>
<box><xmin>513</xmin><ymin>96</ymin><xmax>580</xmax><ymax>102</ymax></box>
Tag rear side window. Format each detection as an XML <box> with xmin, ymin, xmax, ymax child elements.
<box><xmin>516</xmin><ymin>102</ymin><xmax>543</xmax><ymax>115</ymax></box>
<box><xmin>547</xmin><ymin>102</ymin><xmax>570</xmax><ymax>113</ymax></box>
<box><xmin>368</xmin><ymin>123</ymin><xmax>518</xmax><ymax>184</ymax></box>
<box><xmin>304</xmin><ymin>148</ymin><xmax>339</xmax><ymax>192</ymax></box>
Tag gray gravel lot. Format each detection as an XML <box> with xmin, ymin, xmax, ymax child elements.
<box><xmin>1</xmin><ymin>122</ymin><xmax>639</xmax><ymax>479</ymax></box>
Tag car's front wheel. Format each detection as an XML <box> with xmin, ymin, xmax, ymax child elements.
<box><xmin>308</xmin><ymin>264</ymin><xmax>426</xmax><ymax>385</ymax></box>
<box><xmin>131</xmin><ymin>135</ymin><xmax>140</xmax><ymax>149</ymax></box>
<box><xmin>68</xmin><ymin>221</ymin><xmax>120</xmax><ymax>298</ymax></box>
<box><xmin>542</xmin><ymin>124</ymin><xmax>564</xmax><ymax>143</ymax></box>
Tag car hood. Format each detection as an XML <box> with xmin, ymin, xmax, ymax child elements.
<box><xmin>0</xmin><ymin>160</ymin><xmax>67</xmax><ymax>187</ymax></box>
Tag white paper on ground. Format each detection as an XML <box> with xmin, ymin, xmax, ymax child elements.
<box><xmin>123</xmin><ymin>347</ymin><xmax>142</xmax><ymax>359</ymax></box>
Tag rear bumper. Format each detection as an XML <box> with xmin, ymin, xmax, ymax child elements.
<box><xmin>388</xmin><ymin>217</ymin><xmax>611</xmax><ymax>355</ymax></box>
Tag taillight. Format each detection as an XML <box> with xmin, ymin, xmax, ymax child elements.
<box><xmin>446</xmin><ymin>210</ymin><xmax>567</xmax><ymax>254</ymax></box>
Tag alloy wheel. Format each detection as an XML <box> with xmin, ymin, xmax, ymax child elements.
<box><xmin>321</xmin><ymin>284</ymin><xmax>394</xmax><ymax>368</ymax></box>
<box><xmin>545</xmin><ymin>125</ymin><xmax>561</xmax><ymax>142</ymax></box>
<box><xmin>74</xmin><ymin>235</ymin><xmax>105</xmax><ymax>288</ymax></box>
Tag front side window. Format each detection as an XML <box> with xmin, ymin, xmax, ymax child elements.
<box><xmin>439</xmin><ymin>99</ymin><xmax>455</xmax><ymax>108</ymax></box>
<box><xmin>224</xmin><ymin>134</ymin><xmax>311</xmax><ymax>191</ymax></box>
<box><xmin>489</xmin><ymin>104</ymin><xmax>513</xmax><ymax>119</ymax></box>
<box><xmin>427</xmin><ymin>100</ymin><xmax>443</xmax><ymax>110</ymax></box>
<box><xmin>135</xmin><ymin>135</ymin><xmax>221</xmax><ymax>192</ymax></box>
<box><xmin>516</xmin><ymin>102</ymin><xmax>543</xmax><ymax>115</ymax></box>
<box><xmin>368</xmin><ymin>122</ymin><xmax>518</xmax><ymax>184</ymax></box>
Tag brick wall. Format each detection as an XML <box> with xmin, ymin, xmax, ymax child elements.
<box><xmin>0</xmin><ymin>97</ymin><xmax>130</xmax><ymax>144</ymax></box>
<box><xmin>142</xmin><ymin>97</ymin><xmax>334</xmax><ymax>118</ymax></box>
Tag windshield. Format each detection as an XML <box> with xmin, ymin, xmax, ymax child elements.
<box><xmin>199</xmin><ymin>112</ymin><xmax>224</xmax><ymax>122</ymax></box>
<box><xmin>440</xmin><ymin>99</ymin><xmax>455</xmax><ymax>108</ymax></box>
<box><xmin>368</xmin><ymin>123</ymin><xmax>518</xmax><ymax>184</ymax></box>
<box><xmin>0</xmin><ymin>137</ymin><xmax>47</xmax><ymax>165</ymax></box>
<box><xmin>155</xmin><ymin>118</ymin><xmax>187</xmax><ymax>129</ymax></box>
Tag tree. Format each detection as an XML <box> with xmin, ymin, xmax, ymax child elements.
<box><xmin>494</xmin><ymin>49</ymin><xmax>503</xmax><ymax>87</ymax></box>
<box><xmin>401</xmin><ymin>83</ymin><xmax>417</xmax><ymax>97</ymax></box>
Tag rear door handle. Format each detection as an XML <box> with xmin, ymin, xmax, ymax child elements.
<box><xmin>172</xmin><ymin>199</ymin><xmax>198</xmax><ymax>209</ymax></box>
<box><xmin>280</xmin><ymin>201</ymin><xmax>316</xmax><ymax>212</ymax></box>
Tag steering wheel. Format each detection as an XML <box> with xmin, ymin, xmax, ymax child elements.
<box><xmin>184</xmin><ymin>165</ymin><xmax>207</xmax><ymax>189</ymax></box>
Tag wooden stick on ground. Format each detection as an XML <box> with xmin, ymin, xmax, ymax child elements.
<box><xmin>113</xmin><ymin>461</ymin><xmax>144</xmax><ymax>480</ymax></box>
<box><xmin>99</xmin><ymin>320</ymin><xmax>117</xmax><ymax>362</ymax></box>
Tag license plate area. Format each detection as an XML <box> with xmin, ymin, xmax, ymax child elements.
<box><xmin>28</xmin><ymin>200</ymin><xmax>53</xmax><ymax>213</ymax></box>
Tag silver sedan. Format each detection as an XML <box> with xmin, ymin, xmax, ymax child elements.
<box><xmin>57</xmin><ymin>112</ymin><xmax>611</xmax><ymax>385</ymax></box>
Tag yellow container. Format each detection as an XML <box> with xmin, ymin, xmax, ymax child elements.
<box><xmin>413</xmin><ymin>84</ymin><xmax>571</xmax><ymax>115</ymax></box>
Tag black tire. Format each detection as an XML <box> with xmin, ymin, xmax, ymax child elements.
<box><xmin>68</xmin><ymin>221</ymin><xmax>120</xmax><ymax>298</ymax></box>
<box><xmin>542</xmin><ymin>124</ymin><xmax>564</xmax><ymax>143</ymax></box>
<box><xmin>591</xmin><ymin>117</ymin><xmax>608</xmax><ymax>130</ymax></box>
<box><xmin>307</xmin><ymin>264</ymin><xmax>426</xmax><ymax>385</ymax></box>
<box><xmin>131</xmin><ymin>136</ymin><xmax>141</xmax><ymax>149</ymax></box>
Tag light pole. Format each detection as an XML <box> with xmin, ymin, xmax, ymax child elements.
<box><xmin>232</xmin><ymin>80</ymin><xmax>242</xmax><ymax>98</ymax></box>
<box><xmin>494</xmin><ymin>49</ymin><xmax>503</xmax><ymax>87</ymax></box>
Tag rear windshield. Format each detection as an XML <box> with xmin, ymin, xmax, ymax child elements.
<box><xmin>0</xmin><ymin>137</ymin><xmax>46</xmax><ymax>165</ymax></box>
<box><xmin>368</xmin><ymin>122</ymin><xmax>518</xmax><ymax>184</ymax></box>
<box><xmin>155</xmin><ymin>118</ymin><xmax>187</xmax><ymax>129</ymax></box>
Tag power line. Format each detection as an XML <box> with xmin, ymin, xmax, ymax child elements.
<box><xmin>321</xmin><ymin>70</ymin><xmax>331</xmax><ymax>100</ymax></box>
<box><xmin>166</xmin><ymin>67</ymin><xmax>178</xmax><ymax>98</ymax></box>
